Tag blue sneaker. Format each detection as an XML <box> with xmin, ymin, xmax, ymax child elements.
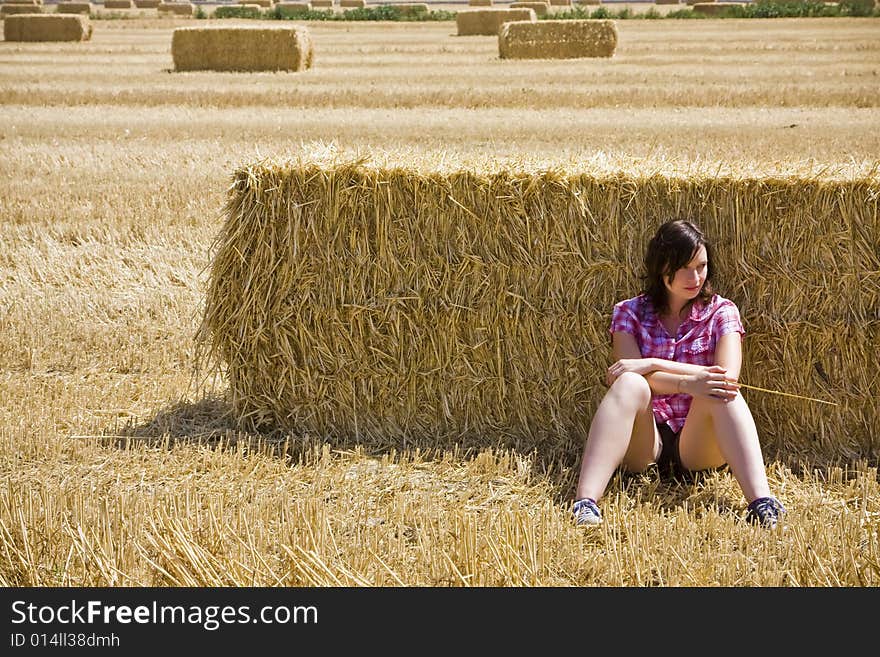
<box><xmin>573</xmin><ymin>498</ymin><xmax>602</xmax><ymax>526</ymax></box>
<box><xmin>746</xmin><ymin>496</ymin><xmax>786</xmax><ymax>529</ymax></box>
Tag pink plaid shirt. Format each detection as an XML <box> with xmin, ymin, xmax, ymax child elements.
<box><xmin>609</xmin><ymin>293</ymin><xmax>745</xmax><ymax>432</ymax></box>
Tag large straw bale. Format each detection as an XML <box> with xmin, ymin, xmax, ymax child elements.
<box><xmin>197</xmin><ymin>154</ymin><xmax>880</xmax><ymax>460</ymax></box>
<box><xmin>103</xmin><ymin>0</ymin><xmax>133</xmax><ymax>7</ymax></box>
<box><xmin>1</xmin><ymin>4</ymin><xmax>44</xmax><ymax>13</ymax></box>
<box><xmin>456</xmin><ymin>8</ymin><xmax>536</xmax><ymax>36</ymax></box>
<box><xmin>133</xmin><ymin>0</ymin><xmax>160</xmax><ymax>6</ymax></box>
<box><xmin>172</xmin><ymin>25</ymin><xmax>313</xmax><ymax>72</ymax></box>
<box><xmin>55</xmin><ymin>2</ymin><xmax>92</xmax><ymax>13</ymax></box>
<box><xmin>157</xmin><ymin>2</ymin><xmax>195</xmax><ymax>14</ymax></box>
<box><xmin>499</xmin><ymin>19</ymin><xmax>617</xmax><ymax>59</ymax></box>
<box><xmin>3</xmin><ymin>13</ymin><xmax>91</xmax><ymax>40</ymax></box>
<box><xmin>510</xmin><ymin>2</ymin><xmax>549</xmax><ymax>16</ymax></box>
<box><xmin>339</xmin><ymin>0</ymin><xmax>364</xmax><ymax>6</ymax></box>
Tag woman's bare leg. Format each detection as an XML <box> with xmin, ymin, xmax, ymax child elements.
<box><xmin>575</xmin><ymin>372</ymin><xmax>661</xmax><ymax>502</ymax></box>
<box><xmin>678</xmin><ymin>394</ymin><xmax>771</xmax><ymax>503</ymax></box>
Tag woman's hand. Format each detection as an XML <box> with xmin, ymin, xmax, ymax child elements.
<box><xmin>606</xmin><ymin>358</ymin><xmax>655</xmax><ymax>387</ymax></box>
<box><xmin>680</xmin><ymin>365</ymin><xmax>740</xmax><ymax>401</ymax></box>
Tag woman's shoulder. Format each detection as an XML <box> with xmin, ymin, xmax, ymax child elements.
<box><xmin>693</xmin><ymin>294</ymin><xmax>741</xmax><ymax>322</ymax></box>
<box><xmin>614</xmin><ymin>293</ymin><xmax>650</xmax><ymax>313</ymax></box>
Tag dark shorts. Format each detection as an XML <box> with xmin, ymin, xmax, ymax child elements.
<box><xmin>655</xmin><ymin>422</ymin><xmax>724</xmax><ymax>482</ymax></box>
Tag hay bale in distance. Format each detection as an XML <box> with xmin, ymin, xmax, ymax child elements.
<box><xmin>4</xmin><ymin>0</ymin><xmax>43</xmax><ymax>5</ymax></box>
<box><xmin>238</xmin><ymin>0</ymin><xmax>273</xmax><ymax>5</ymax></box>
<box><xmin>196</xmin><ymin>156</ymin><xmax>880</xmax><ymax>460</ymax></box>
<box><xmin>510</xmin><ymin>2</ymin><xmax>549</xmax><ymax>16</ymax></box>
<box><xmin>456</xmin><ymin>8</ymin><xmax>536</xmax><ymax>36</ymax></box>
<box><xmin>395</xmin><ymin>2</ymin><xmax>429</xmax><ymax>15</ymax></box>
<box><xmin>468</xmin><ymin>0</ymin><xmax>493</xmax><ymax>5</ymax></box>
<box><xmin>55</xmin><ymin>1</ymin><xmax>92</xmax><ymax>13</ymax></box>
<box><xmin>157</xmin><ymin>1</ymin><xmax>194</xmax><ymax>14</ymax></box>
<box><xmin>1</xmin><ymin>4</ymin><xmax>44</xmax><ymax>13</ymax></box>
<box><xmin>311</xmin><ymin>0</ymin><xmax>333</xmax><ymax>6</ymax></box>
<box><xmin>103</xmin><ymin>0</ymin><xmax>133</xmax><ymax>7</ymax></box>
<box><xmin>133</xmin><ymin>0</ymin><xmax>160</xmax><ymax>7</ymax></box>
<box><xmin>276</xmin><ymin>1</ymin><xmax>311</xmax><ymax>12</ymax></box>
<box><xmin>3</xmin><ymin>13</ymin><xmax>91</xmax><ymax>40</ymax></box>
<box><xmin>548</xmin><ymin>0</ymin><xmax>571</xmax><ymax>5</ymax></box>
<box><xmin>172</xmin><ymin>25</ymin><xmax>314</xmax><ymax>72</ymax></box>
<box><xmin>654</xmin><ymin>0</ymin><xmax>680</xmax><ymax>4</ymax></box>
<box><xmin>499</xmin><ymin>19</ymin><xmax>617</xmax><ymax>59</ymax></box>
<box><xmin>691</xmin><ymin>1</ymin><xmax>744</xmax><ymax>13</ymax></box>
<box><xmin>339</xmin><ymin>0</ymin><xmax>365</xmax><ymax>6</ymax></box>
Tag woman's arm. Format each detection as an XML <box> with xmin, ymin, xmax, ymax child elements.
<box><xmin>665</xmin><ymin>333</ymin><xmax>742</xmax><ymax>400</ymax></box>
<box><xmin>607</xmin><ymin>333</ymin><xmax>707</xmax><ymax>387</ymax></box>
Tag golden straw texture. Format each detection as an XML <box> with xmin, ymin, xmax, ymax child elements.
<box><xmin>197</xmin><ymin>154</ymin><xmax>879</xmax><ymax>459</ymax></box>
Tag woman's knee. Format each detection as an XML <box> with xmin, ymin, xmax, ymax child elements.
<box><xmin>609</xmin><ymin>371</ymin><xmax>652</xmax><ymax>407</ymax></box>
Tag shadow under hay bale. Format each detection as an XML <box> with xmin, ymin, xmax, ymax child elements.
<box><xmin>499</xmin><ymin>19</ymin><xmax>618</xmax><ymax>59</ymax></box>
<box><xmin>196</xmin><ymin>156</ymin><xmax>880</xmax><ymax>463</ymax></box>
<box><xmin>456</xmin><ymin>7</ymin><xmax>536</xmax><ymax>36</ymax></box>
<box><xmin>172</xmin><ymin>25</ymin><xmax>314</xmax><ymax>72</ymax></box>
<box><xmin>3</xmin><ymin>13</ymin><xmax>92</xmax><ymax>40</ymax></box>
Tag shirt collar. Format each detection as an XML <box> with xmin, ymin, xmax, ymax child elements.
<box><xmin>642</xmin><ymin>293</ymin><xmax>716</xmax><ymax>325</ymax></box>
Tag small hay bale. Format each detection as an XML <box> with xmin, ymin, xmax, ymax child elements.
<box><xmin>238</xmin><ymin>0</ymin><xmax>273</xmax><ymax>5</ymax></box>
<box><xmin>339</xmin><ymin>0</ymin><xmax>365</xmax><ymax>6</ymax></box>
<box><xmin>1</xmin><ymin>4</ymin><xmax>44</xmax><ymax>13</ymax></box>
<box><xmin>548</xmin><ymin>0</ymin><xmax>571</xmax><ymax>5</ymax></box>
<box><xmin>691</xmin><ymin>1</ymin><xmax>743</xmax><ymax>12</ymax></box>
<box><xmin>172</xmin><ymin>25</ymin><xmax>313</xmax><ymax>72</ymax></box>
<box><xmin>499</xmin><ymin>19</ymin><xmax>617</xmax><ymax>59</ymax></box>
<box><xmin>3</xmin><ymin>13</ymin><xmax>91</xmax><ymax>40</ymax></box>
<box><xmin>456</xmin><ymin>8</ymin><xmax>536</xmax><ymax>36</ymax></box>
<box><xmin>276</xmin><ymin>0</ymin><xmax>311</xmax><ymax>12</ymax></box>
<box><xmin>510</xmin><ymin>2</ymin><xmax>549</xmax><ymax>16</ymax></box>
<box><xmin>395</xmin><ymin>2</ymin><xmax>429</xmax><ymax>15</ymax></box>
<box><xmin>468</xmin><ymin>0</ymin><xmax>493</xmax><ymax>5</ymax></box>
<box><xmin>654</xmin><ymin>0</ymin><xmax>680</xmax><ymax>4</ymax></box>
<box><xmin>133</xmin><ymin>0</ymin><xmax>159</xmax><ymax>6</ymax></box>
<box><xmin>4</xmin><ymin>0</ymin><xmax>43</xmax><ymax>5</ymax></box>
<box><xmin>103</xmin><ymin>0</ymin><xmax>133</xmax><ymax>7</ymax></box>
<box><xmin>55</xmin><ymin>1</ymin><xmax>93</xmax><ymax>13</ymax></box>
<box><xmin>311</xmin><ymin>0</ymin><xmax>332</xmax><ymax>6</ymax></box>
<box><xmin>157</xmin><ymin>1</ymin><xmax>194</xmax><ymax>14</ymax></box>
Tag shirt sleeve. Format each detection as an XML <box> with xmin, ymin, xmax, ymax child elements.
<box><xmin>609</xmin><ymin>302</ymin><xmax>639</xmax><ymax>339</ymax></box>
<box><xmin>715</xmin><ymin>301</ymin><xmax>745</xmax><ymax>338</ymax></box>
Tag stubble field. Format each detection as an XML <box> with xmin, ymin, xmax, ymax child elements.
<box><xmin>1</xmin><ymin>16</ymin><xmax>879</xmax><ymax>586</ymax></box>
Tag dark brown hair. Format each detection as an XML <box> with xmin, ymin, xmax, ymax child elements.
<box><xmin>642</xmin><ymin>219</ymin><xmax>715</xmax><ymax>315</ymax></box>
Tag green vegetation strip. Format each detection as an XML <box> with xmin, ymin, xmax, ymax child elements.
<box><xmin>197</xmin><ymin>0</ymin><xmax>879</xmax><ymax>21</ymax></box>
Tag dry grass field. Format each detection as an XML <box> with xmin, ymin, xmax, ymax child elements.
<box><xmin>1</xmin><ymin>16</ymin><xmax>879</xmax><ymax>587</ymax></box>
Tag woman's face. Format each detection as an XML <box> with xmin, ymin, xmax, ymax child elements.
<box><xmin>664</xmin><ymin>244</ymin><xmax>708</xmax><ymax>302</ymax></box>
